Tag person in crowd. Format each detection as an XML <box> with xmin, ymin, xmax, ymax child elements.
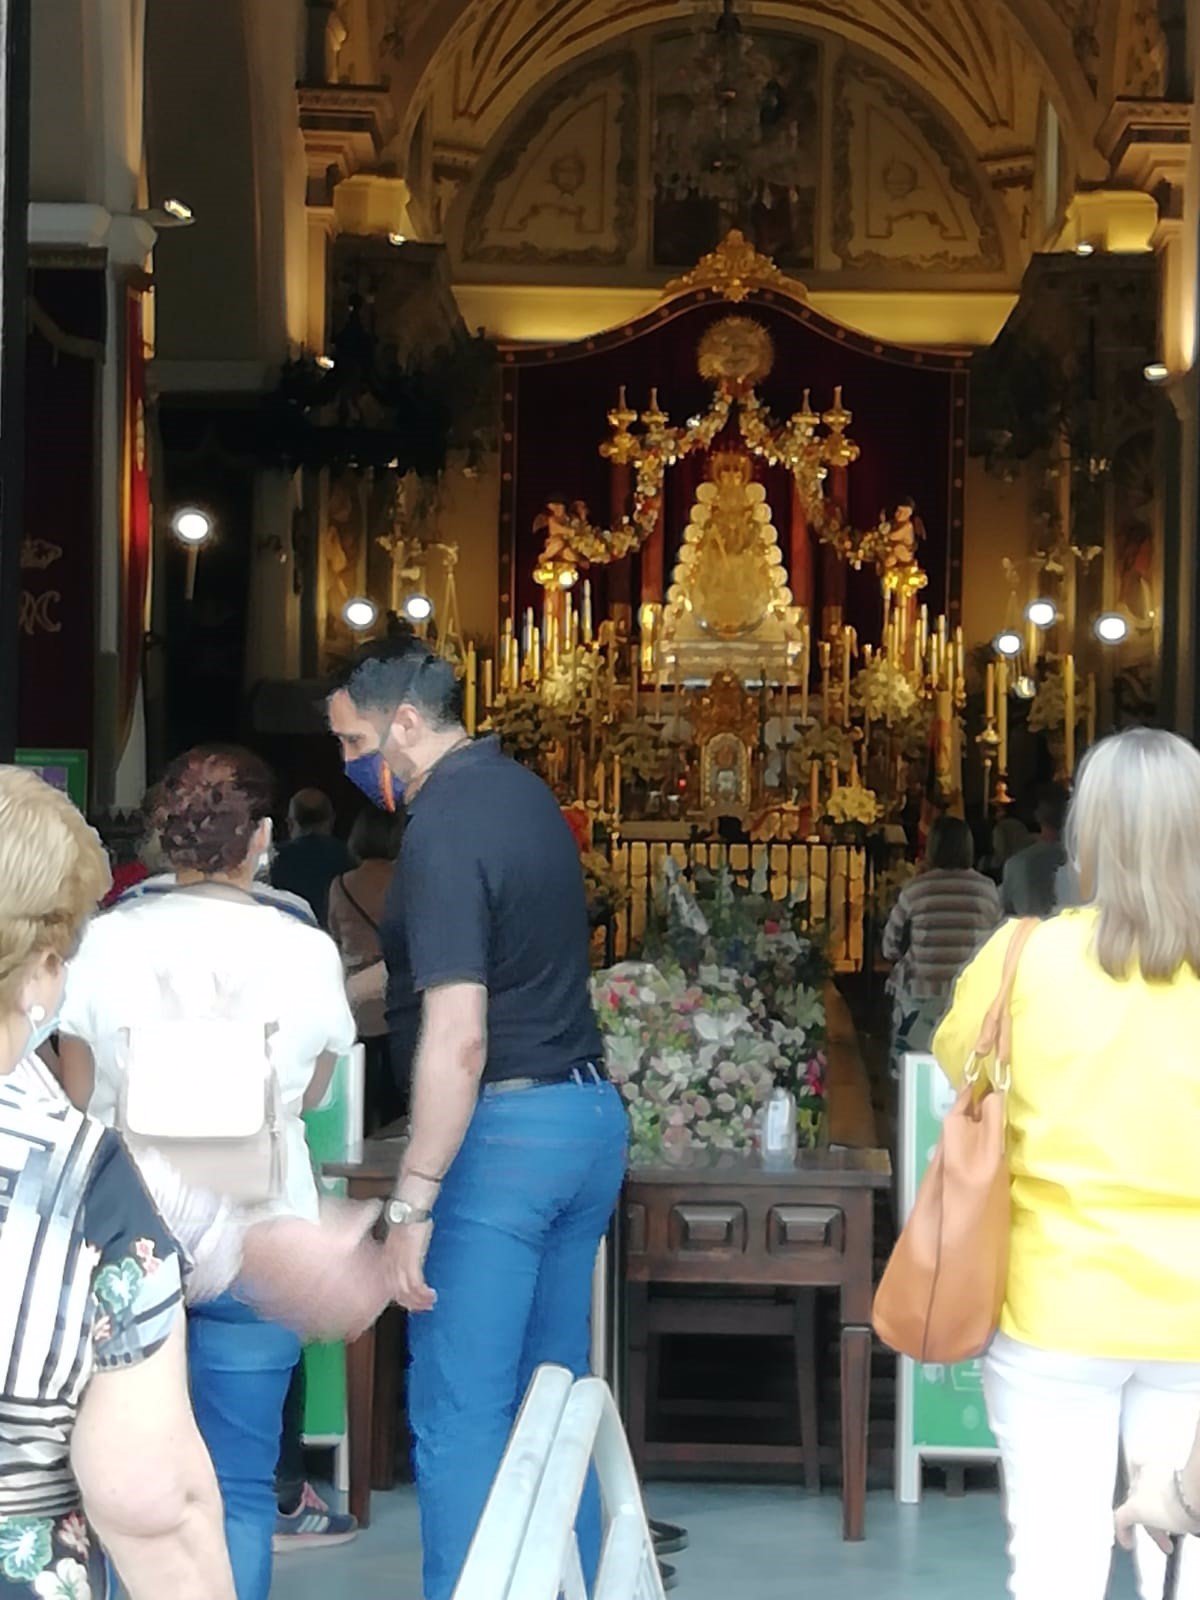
<box><xmin>1001</xmin><ymin>784</ymin><xmax>1069</xmax><ymax>917</ymax></box>
<box><xmin>934</xmin><ymin>727</ymin><xmax>1200</xmax><ymax>1600</ymax></box>
<box><xmin>328</xmin><ymin>807</ymin><xmax>406</xmax><ymax>1130</ymax></box>
<box><xmin>56</xmin><ymin>747</ymin><xmax>362</xmax><ymax>1597</ymax></box>
<box><xmin>327</xmin><ymin>639</ymin><xmax>628</xmax><ymax>1600</ymax></box>
<box><xmin>882</xmin><ymin>814</ymin><xmax>1002</xmax><ymax>1056</ymax></box>
<box><xmin>270</xmin><ymin>788</ymin><xmax>353</xmax><ymax>927</ymax></box>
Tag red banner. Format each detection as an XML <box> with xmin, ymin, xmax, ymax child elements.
<box><xmin>119</xmin><ymin>288</ymin><xmax>151</xmax><ymax>751</ymax></box>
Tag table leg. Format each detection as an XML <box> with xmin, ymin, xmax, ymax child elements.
<box><xmin>347</xmin><ymin>1321</ymin><xmax>377</xmax><ymax>1530</ymax></box>
<box><xmin>840</xmin><ymin>1324</ymin><xmax>871</xmax><ymax>1541</ymax></box>
<box><xmin>625</xmin><ymin>1283</ymin><xmax>649</xmax><ymax>1471</ymax></box>
<box><xmin>371</xmin><ymin>1307</ymin><xmax>401</xmax><ymax>1490</ymax></box>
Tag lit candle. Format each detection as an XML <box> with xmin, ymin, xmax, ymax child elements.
<box><xmin>530</xmin><ymin>626</ymin><xmax>542</xmax><ymax>684</ymax></box>
<box><xmin>850</xmin><ymin>755</ymin><xmax>860</xmax><ymax>787</ymax></box>
<box><xmin>842</xmin><ymin>627</ymin><xmax>852</xmax><ymax>725</ymax></box>
<box><xmin>508</xmin><ymin>636</ymin><xmax>519</xmax><ymax>692</ymax></box>
<box><xmin>612</xmin><ymin>755</ymin><xmax>622</xmax><ymax>825</ymax></box>
<box><xmin>1086</xmin><ymin>671</ymin><xmax>1097</xmax><ymax>749</ymax></box>
<box><xmin>655</xmin><ymin>669</ymin><xmax>664</xmax><ymax>721</ymax></box>
<box><xmin>917</xmin><ymin>605</ymin><xmax>929</xmax><ymax>663</ymax></box>
<box><xmin>809</xmin><ymin>758</ymin><xmax>820</xmax><ymax>820</ymax></box>
<box><xmin>1063</xmin><ymin>653</ymin><xmax>1076</xmax><ymax>776</ymax></box>
<box><xmin>996</xmin><ymin>658</ymin><xmax>1008</xmax><ymax>773</ymax></box>
<box><xmin>631</xmin><ymin>655</ymin><xmax>640</xmax><ymax>720</ymax></box>
<box><xmin>582</xmin><ymin>580</ymin><xmax>593</xmax><ymax>645</ymax></box>
<box><xmin>801</xmin><ymin>625</ymin><xmax>811</xmax><ymax>721</ymax></box>
<box><xmin>595</xmin><ymin>761</ymin><xmax>606</xmax><ymax>813</ymax></box>
<box><xmin>780</xmin><ymin>650</ymin><xmax>789</xmax><ymax>722</ymax></box>
<box><xmin>523</xmin><ymin>607</ymin><xmax>534</xmax><ymax>659</ymax></box>
<box><xmin>820</xmin><ymin>641</ymin><xmax>831</xmax><ymax>718</ymax></box>
<box><xmin>985</xmin><ymin>662</ymin><xmax>996</xmax><ymax>720</ymax></box>
<box><xmin>828</xmin><ymin>756</ymin><xmax>839</xmax><ymax>793</ymax></box>
<box><xmin>464</xmin><ymin>644</ymin><xmax>477</xmax><ymax>736</ymax></box>
<box><xmin>564</xmin><ymin>593</ymin><xmax>574</xmax><ymax>656</ymax></box>
<box><xmin>483</xmin><ymin>657</ymin><xmax>494</xmax><ymax>710</ymax></box>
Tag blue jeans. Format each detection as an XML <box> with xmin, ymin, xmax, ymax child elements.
<box><xmin>187</xmin><ymin>1292</ymin><xmax>301</xmax><ymax>1600</ymax></box>
<box><xmin>408</xmin><ymin>1075</ymin><xmax>628</xmax><ymax>1600</ymax></box>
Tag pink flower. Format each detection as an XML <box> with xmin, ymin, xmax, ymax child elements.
<box><xmin>93</xmin><ymin>1313</ymin><xmax>112</xmax><ymax>1344</ymax></box>
<box><xmin>59</xmin><ymin>1515</ymin><xmax>89</xmax><ymax>1557</ymax></box>
<box><xmin>134</xmin><ymin>1239</ymin><xmax>161</xmax><ymax>1274</ymax></box>
<box><xmin>764</xmin><ymin>920</ymin><xmax>780</xmax><ymax>935</ymax></box>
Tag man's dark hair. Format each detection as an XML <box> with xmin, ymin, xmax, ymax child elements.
<box><xmin>289</xmin><ymin>788</ymin><xmax>335</xmax><ymax>834</ymax></box>
<box><xmin>926</xmin><ymin>814</ymin><xmax>975</xmax><ymax>871</ymax></box>
<box><xmin>333</xmin><ymin>637</ymin><xmax>464</xmax><ymax>730</ymax></box>
<box><xmin>1035</xmin><ymin>783</ymin><xmax>1069</xmax><ymax>837</ymax></box>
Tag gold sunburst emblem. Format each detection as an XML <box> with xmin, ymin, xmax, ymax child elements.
<box><xmin>697</xmin><ymin>317</ymin><xmax>775</xmax><ymax>388</ymax></box>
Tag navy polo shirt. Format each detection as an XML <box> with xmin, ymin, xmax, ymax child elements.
<box><xmin>380</xmin><ymin>736</ymin><xmax>603</xmax><ymax>1084</ymax></box>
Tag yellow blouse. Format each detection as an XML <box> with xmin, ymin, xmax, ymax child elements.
<box><xmin>932</xmin><ymin>908</ymin><xmax>1200</xmax><ymax>1360</ymax></box>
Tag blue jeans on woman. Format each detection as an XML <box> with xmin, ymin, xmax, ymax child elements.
<box><xmin>407</xmin><ymin>1073</ymin><xmax>628</xmax><ymax>1600</ymax></box>
<box><xmin>187</xmin><ymin>1292</ymin><xmax>301</xmax><ymax>1600</ymax></box>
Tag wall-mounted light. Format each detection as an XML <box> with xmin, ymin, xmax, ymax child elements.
<box><xmin>1024</xmin><ymin>598</ymin><xmax>1056</xmax><ymax>629</ymax></box>
<box><xmin>1094</xmin><ymin>612</ymin><xmax>1130</xmax><ymax>645</ymax></box>
<box><xmin>163</xmin><ymin>198</ymin><xmax>193</xmax><ymax>222</ymax></box>
<box><xmin>1074</xmin><ymin>241</ymin><xmax>1095</xmax><ymax>257</ymax></box>
<box><xmin>343</xmin><ymin>597</ymin><xmax>378</xmax><ymax>631</ymax></box>
<box><xmin>172</xmin><ymin>507</ymin><xmax>213</xmax><ymax>547</ymax></box>
<box><xmin>402</xmin><ymin>593</ymin><xmax>434</xmax><ymax>623</ymax></box>
<box><xmin>993</xmin><ymin>629</ymin><xmax>1022</xmax><ymax>659</ymax></box>
<box><xmin>315</xmin><ymin>355</ymin><xmax>336</xmax><ymax>371</ymax></box>
<box><xmin>387</xmin><ymin>232</ymin><xmax>407</xmax><ymax>247</ymax></box>
<box><xmin>1144</xmin><ymin>362</ymin><xmax>1169</xmax><ymax>384</ymax></box>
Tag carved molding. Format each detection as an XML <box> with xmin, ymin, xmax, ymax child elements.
<box><xmin>298</xmin><ymin>84</ymin><xmax>396</xmax><ymax>204</ymax></box>
<box><xmin>460</xmin><ymin>52</ymin><xmax>639</xmax><ymax>265</ymax></box>
<box><xmin>831</xmin><ymin>56</ymin><xmax>1006</xmax><ymax>275</ymax></box>
<box><xmin>1098</xmin><ymin>98</ymin><xmax>1191</xmax><ymax>192</ymax></box>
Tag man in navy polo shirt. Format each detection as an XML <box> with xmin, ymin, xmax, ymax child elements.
<box><xmin>327</xmin><ymin>639</ymin><xmax>627</xmax><ymax>1600</ymax></box>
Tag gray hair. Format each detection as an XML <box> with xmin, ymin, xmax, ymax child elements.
<box><xmin>1067</xmin><ymin>727</ymin><xmax>1200</xmax><ymax>981</ymax></box>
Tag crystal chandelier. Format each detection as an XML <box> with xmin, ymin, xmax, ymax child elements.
<box><xmin>659</xmin><ymin>0</ymin><xmax>798</xmax><ymax>208</ymax></box>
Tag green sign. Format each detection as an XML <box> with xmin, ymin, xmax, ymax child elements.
<box><xmin>14</xmin><ymin>749</ymin><xmax>89</xmax><ymax>812</ymax></box>
<box><xmin>895</xmin><ymin>1052</ymin><xmax>997</xmax><ymax>1502</ymax></box>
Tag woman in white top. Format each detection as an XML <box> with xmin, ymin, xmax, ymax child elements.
<box><xmin>58</xmin><ymin>747</ymin><xmax>357</xmax><ymax>1600</ymax></box>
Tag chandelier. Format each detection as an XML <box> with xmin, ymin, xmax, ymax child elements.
<box><xmin>658</xmin><ymin>0</ymin><xmax>798</xmax><ymax>208</ymax></box>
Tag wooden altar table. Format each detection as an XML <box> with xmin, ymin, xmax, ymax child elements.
<box><xmin>624</xmin><ymin>1145</ymin><xmax>891</xmax><ymax>1542</ymax></box>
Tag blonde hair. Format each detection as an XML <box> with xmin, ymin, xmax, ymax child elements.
<box><xmin>0</xmin><ymin>767</ymin><xmax>111</xmax><ymax>1011</ymax></box>
<box><xmin>1067</xmin><ymin>728</ymin><xmax>1200</xmax><ymax>981</ymax></box>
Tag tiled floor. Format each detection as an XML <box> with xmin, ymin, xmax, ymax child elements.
<box><xmin>269</xmin><ymin>1481</ymin><xmax>1142</xmax><ymax>1598</ymax></box>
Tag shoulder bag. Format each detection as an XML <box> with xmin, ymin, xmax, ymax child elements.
<box><xmin>872</xmin><ymin>917</ymin><xmax>1037</xmax><ymax>1365</ymax></box>
<box><xmin>115</xmin><ymin>883</ymin><xmax>288</xmax><ymax>1208</ymax></box>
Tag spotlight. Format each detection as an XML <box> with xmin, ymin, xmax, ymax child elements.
<box><xmin>343</xmin><ymin>597</ymin><xmax>378</xmax><ymax>631</ymax></box>
<box><xmin>172</xmin><ymin>507</ymin><xmax>213</xmax><ymax>546</ymax></box>
<box><xmin>993</xmin><ymin>629</ymin><xmax>1022</xmax><ymax>659</ymax></box>
<box><xmin>1144</xmin><ymin>362</ymin><xmax>1169</xmax><ymax>384</ymax></box>
<box><xmin>1014</xmin><ymin>675</ymin><xmax>1037</xmax><ymax>701</ymax></box>
<box><xmin>1074</xmin><ymin>241</ymin><xmax>1095</xmax><ymax>257</ymax></box>
<box><xmin>1094</xmin><ymin>612</ymin><xmax>1129</xmax><ymax>645</ymax></box>
<box><xmin>388</xmin><ymin>232</ymin><xmax>407</xmax><ymax>247</ymax></box>
<box><xmin>1024</xmin><ymin>598</ymin><xmax>1057</xmax><ymax>629</ymax></box>
<box><xmin>402</xmin><ymin>593</ymin><xmax>434</xmax><ymax>623</ymax></box>
<box><xmin>163</xmin><ymin>198</ymin><xmax>194</xmax><ymax>222</ymax></box>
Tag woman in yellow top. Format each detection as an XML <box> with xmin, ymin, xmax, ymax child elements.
<box><xmin>933</xmin><ymin>727</ymin><xmax>1200</xmax><ymax>1600</ymax></box>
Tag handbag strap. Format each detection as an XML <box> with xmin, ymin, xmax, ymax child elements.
<box><xmin>337</xmin><ymin>874</ymin><xmax>380</xmax><ymax>935</ymax></box>
<box><xmin>967</xmin><ymin>917</ymin><xmax>1038</xmax><ymax>1090</ymax></box>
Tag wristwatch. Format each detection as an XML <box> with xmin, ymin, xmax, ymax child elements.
<box><xmin>385</xmin><ymin>1197</ymin><xmax>433</xmax><ymax>1228</ymax></box>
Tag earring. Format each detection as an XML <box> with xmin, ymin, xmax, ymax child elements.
<box><xmin>27</xmin><ymin>1005</ymin><xmax>46</xmax><ymax>1026</ymax></box>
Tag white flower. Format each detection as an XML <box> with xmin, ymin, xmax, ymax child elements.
<box><xmin>34</xmin><ymin>1560</ymin><xmax>91</xmax><ymax>1600</ymax></box>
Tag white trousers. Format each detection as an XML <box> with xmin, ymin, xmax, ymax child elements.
<box><xmin>984</xmin><ymin>1331</ymin><xmax>1200</xmax><ymax>1600</ymax></box>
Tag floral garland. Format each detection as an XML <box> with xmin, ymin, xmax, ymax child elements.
<box><xmin>825</xmin><ymin>784</ymin><xmax>881</xmax><ymax>827</ymax></box>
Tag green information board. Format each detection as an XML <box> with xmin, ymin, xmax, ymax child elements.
<box><xmin>895</xmin><ymin>1052</ymin><xmax>998</xmax><ymax>1503</ymax></box>
<box><xmin>15</xmin><ymin>749</ymin><xmax>89</xmax><ymax>811</ymax></box>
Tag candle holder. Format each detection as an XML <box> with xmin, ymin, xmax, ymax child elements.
<box><xmin>976</xmin><ymin>721</ymin><xmax>1000</xmax><ymax>817</ymax></box>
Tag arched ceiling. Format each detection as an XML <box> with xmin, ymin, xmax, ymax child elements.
<box><xmin>385</xmin><ymin>0</ymin><xmax>1163</xmax><ymax>184</ymax></box>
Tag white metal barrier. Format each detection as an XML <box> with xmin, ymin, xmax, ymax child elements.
<box><xmin>452</xmin><ymin>1366</ymin><xmax>665</xmax><ymax>1600</ymax></box>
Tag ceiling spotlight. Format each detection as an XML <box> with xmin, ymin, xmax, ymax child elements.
<box><xmin>163</xmin><ymin>198</ymin><xmax>193</xmax><ymax>222</ymax></box>
<box><xmin>1094</xmin><ymin>611</ymin><xmax>1130</xmax><ymax>645</ymax></box>
<box><xmin>1014</xmin><ymin>675</ymin><xmax>1038</xmax><ymax>701</ymax></box>
<box><xmin>172</xmin><ymin>507</ymin><xmax>213</xmax><ymax>546</ymax></box>
<box><xmin>387</xmin><ymin>232</ymin><xmax>407</xmax><ymax>247</ymax></box>
<box><xmin>315</xmin><ymin>354</ymin><xmax>336</xmax><ymax>371</ymax></box>
<box><xmin>1074</xmin><ymin>241</ymin><xmax>1095</xmax><ymax>257</ymax></box>
<box><xmin>993</xmin><ymin>629</ymin><xmax>1023</xmax><ymax>659</ymax></box>
<box><xmin>1144</xmin><ymin>362</ymin><xmax>1169</xmax><ymax>384</ymax></box>
<box><xmin>1025</xmin><ymin>598</ymin><xmax>1057</xmax><ymax>629</ymax></box>
<box><xmin>342</xmin><ymin>597</ymin><xmax>378</xmax><ymax>631</ymax></box>
<box><xmin>402</xmin><ymin>593</ymin><xmax>434</xmax><ymax>623</ymax></box>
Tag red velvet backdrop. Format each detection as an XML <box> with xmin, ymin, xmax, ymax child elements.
<box><xmin>18</xmin><ymin>266</ymin><xmax>104</xmax><ymax>760</ymax></box>
<box><xmin>500</xmin><ymin>293</ymin><xmax>967</xmax><ymax>649</ymax></box>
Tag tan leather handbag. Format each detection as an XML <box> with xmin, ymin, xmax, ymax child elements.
<box><xmin>873</xmin><ymin>917</ymin><xmax>1037</xmax><ymax>1365</ymax></box>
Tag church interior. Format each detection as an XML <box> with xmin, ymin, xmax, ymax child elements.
<box><xmin>4</xmin><ymin>0</ymin><xmax>1200</xmax><ymax>1595</ymax></box>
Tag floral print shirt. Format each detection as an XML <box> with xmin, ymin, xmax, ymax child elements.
<box><xmin>0</xmin><ymin>1061</ymin><xmax>183</xmax><ymax>1599</ymax></box>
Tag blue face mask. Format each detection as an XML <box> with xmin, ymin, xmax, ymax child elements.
<box><xmin>345</xmin><ymin>751</ymin><xmax>400</xmax><ymax>812</ymax></box>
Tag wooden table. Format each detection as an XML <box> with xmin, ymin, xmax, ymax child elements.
<box><xmin>624</xmin><ymin>1147</ymin><xmax>892</xmax><ymax>1541</ymax></box>
<box><xmin>326</xmin><ymin>1139</ymin><xmax>406</xmax><ymax>1528</ymax></box>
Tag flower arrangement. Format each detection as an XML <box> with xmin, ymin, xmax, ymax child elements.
<box><xmin>852</xmin><ymin>657</ymin><xmax>919</xmax><ymax>724</ymax></box>
<box><xmin>541</xmin><ymin>648</ymin><xmax>603</xmax><ymax>719</ymax></box>
<box><xmin>593</xmin><ymin>868</ymin><xmax>830</xmax><ymax>1162</ymax></box>
<box><xmin>825</xmin><ymin>783</ymin><xmax>881</xmax><ymax>827</ymax></box>
<box><xmin>481</xmin><ymin>689</ymin><xmax>566</xmax><ymax>764</ymax></box>
<box><xmin>608</xmin><ymin>718</ymin><xmax>670</xmax><ymax>782</ymax></box>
